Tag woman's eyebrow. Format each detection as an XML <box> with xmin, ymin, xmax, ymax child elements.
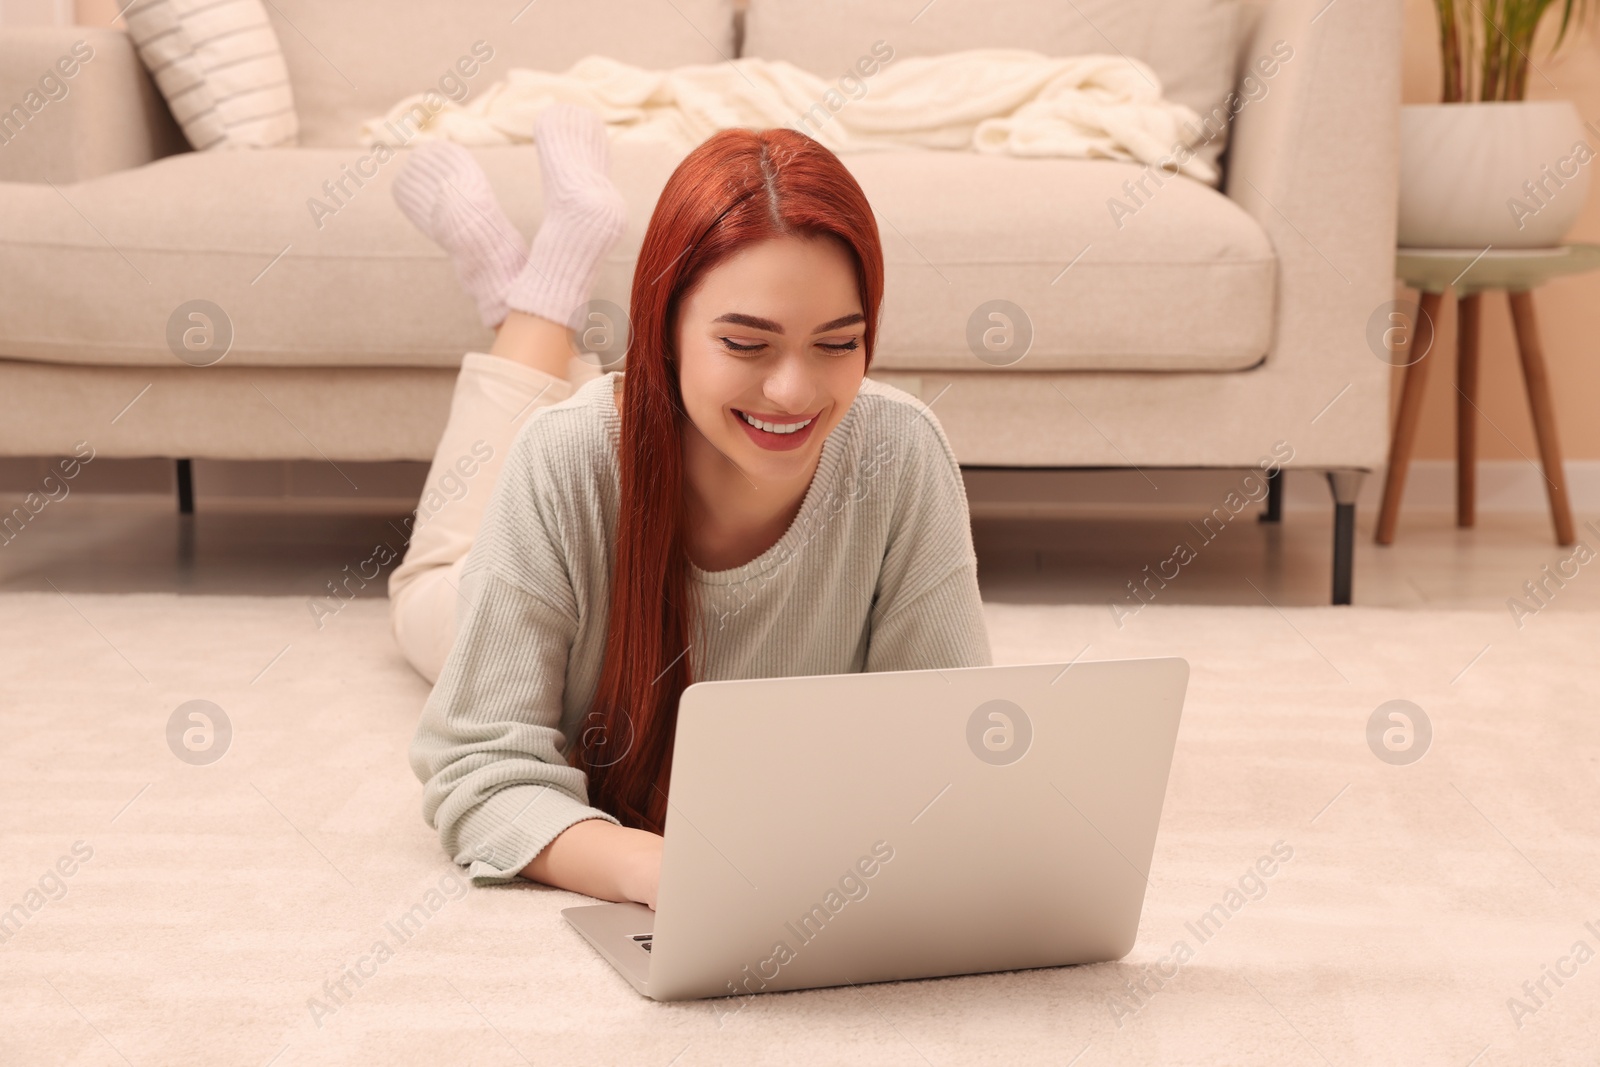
<box><xmin>711</xmin><ymin>312</ymin><xmax>865</xmax><ymax>335</ymax></box>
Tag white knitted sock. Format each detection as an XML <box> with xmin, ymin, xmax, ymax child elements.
<box><xmin>392</xmin><ymin>142</ymin><xmax>529</xmax><ymax>328</ymax></box>
<box><xmin>504</xmin><ymin>103</ymin><xmax>628</xmax><ymax>328</ymax></box>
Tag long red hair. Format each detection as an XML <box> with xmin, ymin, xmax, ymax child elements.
<box><xmin>569</xmin><ymin>127</ymin><xmax>885</xmax><ymax>833</ymax></box>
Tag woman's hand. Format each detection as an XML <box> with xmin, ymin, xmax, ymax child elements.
<box><xmin>521</xmin><ymin>818</ymin><xmax>663</xmax><ymax>909</ymax></box>
<box><xmin>616</xmin><ymin>828</ymin><xmax>664</xmax><ymax>910</ymax></box>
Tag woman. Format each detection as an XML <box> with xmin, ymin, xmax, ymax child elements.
<box><xmin>393</xmin><ymin>105</ymin><xmax>991</xmax><ymax>911</ymax></box>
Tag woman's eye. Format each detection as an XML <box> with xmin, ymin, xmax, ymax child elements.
<box><xmin>717</xmin><ymin>336</ymin><xmax>860</xmax><ymax>354</ymax></box>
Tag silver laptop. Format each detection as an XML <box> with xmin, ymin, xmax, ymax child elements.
<box><xmin>563</xmin><ymin>655</ymin><xmax>1189</xmax><ymax>1002</ymax></box>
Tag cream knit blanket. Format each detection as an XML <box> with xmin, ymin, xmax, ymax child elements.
<box><xmin>360</xmin><ymin>50</ymin><xmax>1217</xmax><ymax>183</ymax></box>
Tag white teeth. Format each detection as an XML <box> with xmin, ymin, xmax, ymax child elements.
<box><xmin>739</xmin><ymin>410</ymin><xmax>814</xmax><ymax>435</ymax></box>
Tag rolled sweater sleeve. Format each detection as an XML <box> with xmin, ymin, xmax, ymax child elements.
<box><xmin>865</xmin><ymin>403</ymin><xmax>992</xmax><ymax>673</ymax></box>
<box><xmin>407</xmin><ymin>428</ymin><xmax>620</xmax><ymax>888</ymax></box>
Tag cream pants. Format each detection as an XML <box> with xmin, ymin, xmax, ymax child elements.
<box><xmin>388</xmin><ymin>350</ymin><xmax>600</xmax><ymax>684</ymax></box>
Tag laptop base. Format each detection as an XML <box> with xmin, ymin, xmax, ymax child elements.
<box><xmin>563</xmin><ymin>902</ymin><xmax>655</xmax><ymax>996</ymax></box>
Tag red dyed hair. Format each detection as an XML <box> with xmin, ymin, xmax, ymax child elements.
<box><xmin>570</xmin><ymin>127</ymin><xmax>885</xmax><ymax>833</ymax></box>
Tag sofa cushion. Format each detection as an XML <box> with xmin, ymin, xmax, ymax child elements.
<box><xmin>740</xmin><ymin>0</ymin><xmax>1241</xmax><ymax>183</ymax></box>
<box><xmin>853</xmin><ymin>150</ymin><xmax>1275</xmax><ymax>374</ymax></box>
<box><xmin>264</xmin><ymin>0</ymin><xmax>737</xmax><ymax>147</ymax></box>
<box><xmin>0</xmin><ymin>143</ymin><xmax>687</xmax><ymax>371</ymax></box>
<box><xmin>0</xmin><ymin>143</ymin><xmax>1271</xmax><ymax>374</ymax></box>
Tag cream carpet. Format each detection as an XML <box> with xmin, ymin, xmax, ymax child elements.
<box><xmin>2</xmin><ymin>593</ymin><xmax>1596</xmax><ymax>1066</ymax></box>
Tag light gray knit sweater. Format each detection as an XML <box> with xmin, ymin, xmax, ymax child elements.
<box><xmin>409</xmin><ymin>370</ymin><xmax>991</xmax><ymax>886</ymax></box>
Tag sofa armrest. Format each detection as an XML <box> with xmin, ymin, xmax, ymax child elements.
<box><xmin>0</xmin><ymin>26</ymin><xmax>187</xmax><ymax>184</ymax></box>
<box><xmin>1223</xmin><ymin>0</ymin><xmax>1402</xmax><ymax>377</ymax></box>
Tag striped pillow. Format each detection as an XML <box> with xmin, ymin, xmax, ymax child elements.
<box><xmin>123</xmin><ymin>0</ymin><xmax>297</xmax><ymax>150</ymax></box>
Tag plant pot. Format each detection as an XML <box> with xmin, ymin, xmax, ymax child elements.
<box><xmin>1398</xmin><ymin>100</ymin><xmax>1593</xmax><ymax>249</ymax></box>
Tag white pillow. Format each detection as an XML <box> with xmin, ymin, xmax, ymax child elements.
<box><xmin>123</xmin><ymin>0</ymin><xmax>298</xmax><ymax>150</ymax></box>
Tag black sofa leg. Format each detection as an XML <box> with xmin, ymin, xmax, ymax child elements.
<box><xmin>1259</xmin><ymin>467</ymin><xmax>1283</xmax><ymax>523</ymax></box>
<box><xmin>1332</xmin><ymin>502</ymin><xmax>1354</xmax><ymax>604</ymax></box>
<box><xmin>1325</xmin><ymin>470</ymin><xmax>1364</xmax><ymax>605</ymax></box>
<box><xmin>176</xmin><ymin>459</ymin><xmax>195</xmax><ymax>515</ymax></box>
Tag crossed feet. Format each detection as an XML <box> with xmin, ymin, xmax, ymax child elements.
<box><xmin>390</xmin><ymin>103</ymin><xmax>628</xmax><ymax>381</ymax></box>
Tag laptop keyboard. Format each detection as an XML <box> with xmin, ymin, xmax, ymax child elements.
<box><xmin>632</xmin><ymin>934</ymin><xmax>653</xmax><ymax>953</ymax></box>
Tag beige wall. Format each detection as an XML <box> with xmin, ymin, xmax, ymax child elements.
<box><xmin>1399</xmin><ymin>0</ymin><xmax>1600</xmax><ymax>461</ymax></box>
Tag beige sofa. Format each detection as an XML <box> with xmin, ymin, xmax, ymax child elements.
<box><xmin>0</xmin><ymin>0</ymin><xmax>1399</xmax><ymax>603</ymax></box>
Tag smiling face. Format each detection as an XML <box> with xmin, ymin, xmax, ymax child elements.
<box><xmin>672</xmin><ymin>234</ymin><xmax>868</xmax><ymax>485</ymax></box>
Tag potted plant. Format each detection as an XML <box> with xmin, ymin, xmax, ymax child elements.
<box><xmin>1399</xmin><ymin>0</ymin><xmax>1595</xmax><ymax>248</ymax></box>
